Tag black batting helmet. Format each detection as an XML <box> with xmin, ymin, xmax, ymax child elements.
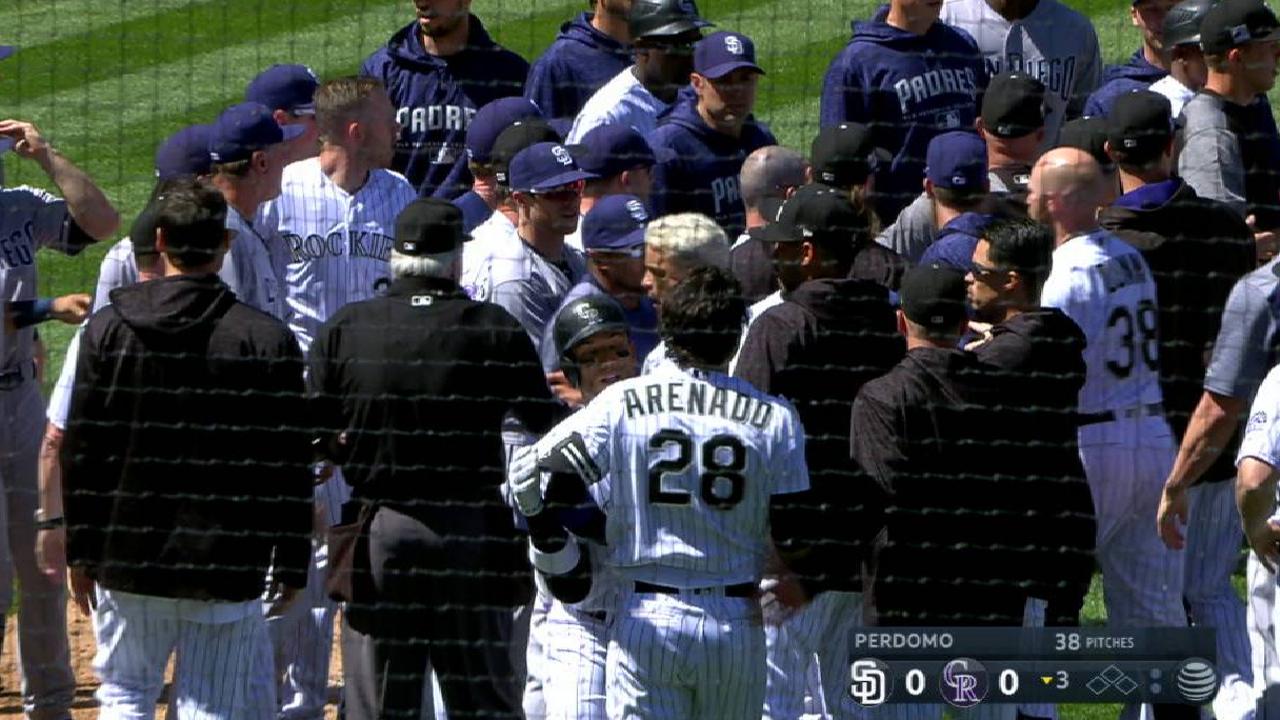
<box><xmin>554</xmin><ymin>295</ymin><xmax>630</xmax><ymax>386</ymax></box>
<box><xmin>629</xmin><ymin>0</ymin><xmax>714</xmax><ymax>40</ymax></box>
<box><xmin>1163</xmin><ymin>0</ymin><xmax>1214</xmax><ymax>47</ymax></box>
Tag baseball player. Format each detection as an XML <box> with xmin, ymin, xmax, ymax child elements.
<box><xmin>260</xmin><ymin>75</ymin><xmax>416</xmax><ymax>720</ymax></box>
<box><xmin>517</xmin><ymin>265</ymin><xmax>810</xmax><ymax>718</ymax></box>
<box><xmin>941</xmin><ymin>0</ymin><xmax>1102</xmax><ymax>146</ymax></box>
<box><xmin>820</xmin><ymin>0</ymin><xmax>986</xmax><ymax>223</ymax></box>
<box><xmin>246</xmin><ymin>64</ymin><xmax>322</xmax><ymax>165</ymax></box>
<box><xmin>1034</xmin><ymin>148</ymin><xmax>1186</xmax><ymax>718</ymax></box>
<box><xmin>510</xmin><ymin>294</ymin><xmax>638</xmax><ymax>720</ymax></box>
<box><xmin>361</xmin><ymin>0</ymin><xmax>529</xmax><ymax>198</ymax></box>
<box><xmin>0</xmin><ymin>115</ymin><xmax>119</xmax><ymax>720</ymax></box>
<box><xmin>1083</xmin><ymin>0</ymin><xmax>1177</xmax><ymax>117</ymax></box>
<box><xmin>640</xmin><ymin>212</ymin><xmax>731</xmax><ymax>374</ymax></box>
<box><xmin>524</xmin><ymin>0</ymin><xmax>633</xmax><ymax>125</ymax></box>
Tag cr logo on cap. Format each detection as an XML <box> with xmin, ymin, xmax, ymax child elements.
<box><xmin>626</xmin><ymin>199</ymin><xmax>649</xmax><ymax>222</ymax></box>
<box><xmin>575</xmin><ymin>304</ymin><xmax>602</xmax><ymax>323</ymax></box>
<box><xmin>552</xmin><ymin>145</ymin><xmax>573</xmax><ymax>166</ymax></box>
<box><xmin>725</xmin><ymin>35</ymin><xmax>744</xmax><ymax>55</ymax></box>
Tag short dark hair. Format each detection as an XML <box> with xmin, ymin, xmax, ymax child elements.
<box><xmin>152</xmin><ymin>178</ymin><xmax>228</xmax><ymax>269</ymax></box>
<box><xmin>982</xmin><ymin>216</ymin><xmax>1054</xmax><ymax>298</ymax></box>
<box><xmin>659</xmin><ymin>265</ymin><xmax>746</xmax><ymax>369</ymax></box>
<box><xmin>315</xmin><ymin>76</ymin><xmax>386</xmax><ymax>143</ymax></box>
<box><xmin>932</xmin><ymin>185</ymin><xmax>987</xmax><ymax>211</ymax></box>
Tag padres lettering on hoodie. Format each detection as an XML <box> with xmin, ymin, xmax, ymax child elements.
<box><xmin>362</xmin><ymin>15</ymin><xmax>529</xmax><ymax>200</ymax></box>
<box><xmin>820</xmin><ymin>13</ymin><xmax>986</xmax><ymax>222</ymax></box>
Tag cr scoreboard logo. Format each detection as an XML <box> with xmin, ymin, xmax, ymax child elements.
<box><xmin>850</xmin><ymin>658</ymin><xmax>890</xmax><ymax>706</ymax></box>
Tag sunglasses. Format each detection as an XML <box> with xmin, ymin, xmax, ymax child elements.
<box><xmin>969</xmin><ymin>260</ymin><xmax>1008</xmax><ymax>278</ymax></box>
<box><xmin>530</xmin><ymin>181</ymin><xmax>584</xmax><ymax>203</ymax></box>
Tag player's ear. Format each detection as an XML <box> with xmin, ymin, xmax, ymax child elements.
<box><xmin>1103</xmin><ymin>140</ymin><xmax>1119</xmax><ymax>165</ymax></box>
<box><xmin>895</xmin><ymin>308</ymin><xmax>909</xmax><ymax>339</ymax></box>
<box><xmin>923</xmin><ymin>177</ymin><xmax>934</xmax><ymax>198</ymax></box>
<box><xmin>272</xmin><ymin>109</ymin><xmax>291</xmax><ymax>127</ymax></box>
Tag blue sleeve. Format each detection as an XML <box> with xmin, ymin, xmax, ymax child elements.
<box><xmin>820</xmin><ymin>52</ymin><xmax>862</xmax><ymax>127</ymax></box>
<box><xmin>1083</xmin><ymin>89</ymin><xmax>1107</xmax><ymax>118</ymax></box>
<box><xmin>359</xmin><ymin>51</ymin><xmax>382</xmax><ymax>80</ymax></box>
<box><xmin>524</xmin><ymin>58</ymin><xmax>561</xmax><ymax>119</ymax></box>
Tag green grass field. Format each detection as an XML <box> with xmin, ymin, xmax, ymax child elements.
<box><xmin>4</xmin><ymin>2</ymin><xmax>1248</xmax><ymax>717</ymax></box>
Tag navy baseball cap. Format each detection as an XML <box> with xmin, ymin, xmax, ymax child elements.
<box><xmin>395</xmin><ymin>198</ymin><xmax>467</xmax><ymax>256</ymax></box>
<box><xmin>208</xmin><ymin>102</ymin><xmax>306</xmax><ymax>164</ymax></box>
<box><xmin>576</xmin><ymin>125</ymin><xmax>657</xmax><ymax>178</ymax></box>
<box><xmin>0</xmin><ymin>47</ymin><xmax>14</xmax><ymax>61</ymax></box>
<box><xmin>509</xmin><ymin>143</ymin><xmax>597</xmax><ymax>193</ymax></box>
<box><xmin>926</xmin><ymin>131</ymin><xmax>988</xmax><ymax>191</ymax></box>
<box><xmin>155</xmin><ymin>124</ymin><xmax>214</xmax><ymax>180</ymax></box>
<box><xmin>246</xmin><ymin>64</ymin><xmax>319</xmax><ymax>115</ymax></box>
<box><xmin>694</xmin><ymin>31</ymin><xmax>765</xmax><ymax>79</ymax></box>
<box><xmin>466</xmin><ymin>97</ymin><xmax>544</xmax><ymax>165</ymax></box>
<box><xmin>582</xmin><ymin>195</ymin><xmax>649</xmax><ymax>251</ymax></box>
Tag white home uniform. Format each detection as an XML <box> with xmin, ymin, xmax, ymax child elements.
<box><xmin>261</xmin><ymin>157</ymin><xmax>416</xmax><ymax>720</ymax></box>
<box><xmin>567</xmin><ymin>67</ymin><xmax>667</xmax><ymax>144</ymax></box>
<box><xmin>532</xmin><ymin>364</ymin><xmax>809</xmax><ymax>718</ymax></box>
<box><xmin>1040</xmin><ymin>231</ymin><xmax>1185</xmax><ymax>628</ymax></box>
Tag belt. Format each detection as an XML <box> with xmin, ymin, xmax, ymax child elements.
<box><xmin>0</xmin><ymin>361</ymin><xmax>36</xmax><ymax>392</ymax></box>
<box><xmin>634</xmin><ymin>581</ymin><xmax>755</xmax><ymax>598</ymax></box>
<box><xmin>1077</xmin><ymin>402</ymin><xmax>1164</xmax><ymax>427</ymax></box>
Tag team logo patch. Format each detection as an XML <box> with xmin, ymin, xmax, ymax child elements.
<box><xmin>725</xmin><ymin>35</ymin><xmax>744</xmax><ymax>55</ymax></box>
<box><xmin>626</xmin><ymin>199</ymin><xmax>649</xmax><ymax>223</ymax></box>
<box><xmin>402</xmin><ymin>241</ymin><xmax>417</xmax><ymax>253</ymax></box>
<box><xmin>1231</xmin><ymin>24</ymin><xmax>1252</xmax><ymax>44</ymax></box>
<box><xmin>574</xmin><ymin>303</ymin><xmax>603</xmax><ymax>324</ymax></box>
<box><xmin>951</xmin><ymin>174</ymin><xmax>969</xmax><ymax>186</ymax></box>
<box><xmin>1248</xmin><ymin>411</ymin><xmax>1269</xmax><ymax>434</ymax></box>
<box><xmin>552</xmin><ymin>145</ymin><xmax>573</xmax><ymax>166</ymax></box>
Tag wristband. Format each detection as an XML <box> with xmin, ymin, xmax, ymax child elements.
<box><xmin>11</xmin><ymin>298</ymin><xmax>53</xmax><ymax>329</ymax></box>
<box><xmin>528</xmin><ymin>538</ymin><xmax>580</xmax><ymax>576</ymax></box>
<box><xmin>35</xmin><ymin>516</ymin><xmax>64</xmax><ymax>531</ymax></box>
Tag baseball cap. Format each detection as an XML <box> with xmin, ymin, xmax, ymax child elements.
<box><xmin>576</xmin><ymin>125</ymin><xmax>658</xmax><ymax>178</ymax></box>
<box><xmin>208</xmin><ymin>102</ymin><xmax>306</xmax><ymax>164</ymax></box>
<box><xmin>508</xmin><ymin>142</ymin><xmax>597</xmax><ymax>193</ymax></box>
<box><xmin>0</xmin><ymin>47</ymin><xmax>15</xmax><ymax>61</ymax></box>
<box><xmin>926</xmin><ymin>131</ymin><xmax>989</xmax><ymax>191</ymax></box>
<box><xmin>764</xmin><ymin>183</ymin><xmax>870</xmax><ymax>247</ymax></box>
<box><xmin>130</xmin><ymin>202</ymin><xmax>161</xmax><ymax>258</ymax></box>
<box><xmin>1107</xmin><ymin>91</ymin><xmax>1175</xmax><ymax>164</ymax></box>
<box><xmin>394</xmin><ymin>198</ymin><xmax>468</xmax><ymax>256</ymax></box>
<box><xmin>629</xmin><ymin>0</ymin><xmax>714</xmax><ymax>40</ymax></box>
<box><xmin>245</xmin><ymin>64</ymin><xmax>319</xmax><ymax>115</ymax></box>
<box><xmin>810</xmin><ymin>123</ymin><xmax>891</xmax><ymax>188</ymax></box>
<box><xmin>466</xmin><ymin>97</ymin><xmax>544</xmax><ymax>165</ymax></box>
<box><xmin>1164</xmin><ymin>0</ymin><xmax>1215</xmax><ymax>47</ymax></box>
<box><xmin>899</xmin><ymin>264</ymin><xmax>968</xmax><ymax>332</ymax></box>
<box><xmin>155</xmin><ymin>124</ymin><xmax>214</xmax><ymax>180</ymax></box>
<box><xmin>1057</xmin><ymin>117</ymin><xmax>1114</xmax><ymax>168</ymax></box>
<box><xmin>491</xmin><ymin>120</ymin><xmax>563</xmax><ymax>186</ymax></box>
<box><xmin>693</xmin><ymin>31</ymin><xmax>765</xmax><ymax>79</ymax></box>
<box><xmin>582</xmin><ymin>194</ymin><xmax>650</xmax><ymax>251</ymax></box>
<box><xmin>1200</xmin><ymin>0</ymin><xmax>1280</xmax><ymax>54</ymax></box>
<box><xmin>981</xmin><ymin>73</ymin><xmax>1046</xmax><ymax>139</ymax></box>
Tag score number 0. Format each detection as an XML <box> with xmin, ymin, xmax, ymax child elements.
<box><xmin>900</xmin><ymin>668</ymin><xmax>1023</xmax><ymax>696</ymax></box>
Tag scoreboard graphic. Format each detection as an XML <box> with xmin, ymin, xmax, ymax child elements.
<box><xmin>848</xmin><ymin>629</ymin><xmax>1217</xmax><ymax>707</ymax></box>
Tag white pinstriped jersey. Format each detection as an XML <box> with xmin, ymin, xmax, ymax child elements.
<box><xmin>1239</xmin><ymin>366</ymin><xmax>1280</xmax><ymax>474</ymax></box>
<box><xmin>263</xmin><ymin>158</ymin><xmax>416</xmax><ymax>352</ymax></box>
<box><xmin>0</xmin><ymin>185</ymin><xmax>72</xmax><ymax>368</ymax></box>
<box><xmin>1041</xmin><ymin>230</ymin><xmax>1164</xmax><ymax>416</ymax></box>
<box><xmin>539</xmin><ymin>364</ymin><xmax>809</xmax><ymax>588</ymax></box>
<box><xmin>91</xmin><ymin>239</ymin><xmax>140</xmax><ymax>313</ymax></box>
<box><xmin>219</xmin><ymin>207</ymin><xmax>286</xmax><ymax>321</ymax></box>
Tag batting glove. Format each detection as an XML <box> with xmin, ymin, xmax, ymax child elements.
<box><xmin>506</xmin><ymin>445</ymin><xmax>545</xmax><ymax>516</ymax></box>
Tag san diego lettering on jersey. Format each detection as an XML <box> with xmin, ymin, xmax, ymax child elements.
<box><xmin>0</xmin><ymin>220</ymin><xmax>36</xmax><ymax>270</ymax></box>
<box><xmin>283</xmin><ymin>230</ymin><xmax>395</xmax><ymax>263</ymax></box>
<box><xmin>985</xmin><ymin>55</ymin><xmax>1077</xmax><ymax>103</ymax></box>
<box><xmin>622</xmin><ymin>379</ymin><xmax>775</xmax><ymax>430</ymax></box>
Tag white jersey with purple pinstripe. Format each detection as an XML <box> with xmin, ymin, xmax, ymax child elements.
<box><xmin>263</xmin><ymin>158</ymin><xmax>416</xmax><ymax>352</ymax></box>
<box><xmin>536</xmin><ymin>363</ymin><xmax>809</xmax><ymax>586</ymax></box>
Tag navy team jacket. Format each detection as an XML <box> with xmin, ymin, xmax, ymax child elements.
<box><xmin>525</xmin><ymin>13</ymin><xmax>632</xmax><ymax>123</ymax></box>
<box><xmin>362</xmin><ymin>16</ymin><xmax>529</xmax><ymax>200</ymax></box>
<box><xmin>647</xmin><ymin>92</ymin><xmax>777</xmax><ymax>239</ymax></box>
<box><xmin>820</xmin><ymin>18</ymin><xmax>986</xmax><ymax>223</ymax></box>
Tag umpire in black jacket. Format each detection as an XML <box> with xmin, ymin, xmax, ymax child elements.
<box><xmin>309</xmin><ymin>199</ymin><xmax>557</xmax><ymax>720</ymax></box>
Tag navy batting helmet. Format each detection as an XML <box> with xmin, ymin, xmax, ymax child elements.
<box><xmin>554</xmin><ymin>295</ymin><xmax>630</xmax><ymax>386</ymax></box>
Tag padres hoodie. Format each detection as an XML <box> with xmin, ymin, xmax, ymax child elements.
<box><xmin>524</xmin><ymin>13</ymin><xmax>632</xmax><ymax>123</ymax></box>
<box><xmin>820</xmin><ymin>18</ymin><xmax>986</xmax><ymax>222</ymax></box>
<box><xmin>647</xmin><ymin>94</ymin><xmax>776</xmax><ymax>239</ymax></box>
<box><xmin>362</xmin><ymin>16</ymin><xmax>529</xmax><ymax>199</ymax></box>
<box><xmin>1084</xmin><ymin>50</ymin><xmax>1166</xmax><ymax>118</ymax></box>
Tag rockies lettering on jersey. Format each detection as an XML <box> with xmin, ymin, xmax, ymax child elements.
<box><xmin>621</xmin><ymin>380</ymin><xmax>774</xmax><ymax>430</ymax></box>
<box><xmin>284</xmin><ymin>230</ymin><xmax>396</xmax><ymax>263</ymax></box>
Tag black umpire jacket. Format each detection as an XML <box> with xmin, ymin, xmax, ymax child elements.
<box><xmin>734</xmin><ymin>277</ymin><xmax>903</xmax><ymax>593</ymax></box>
<box><xmin>851</xmin><ymin>346</ymin><xmax>1069</xmax><ymax>626</ymax></box>
<box><xmin>62</xmin><ymin>274</ymin><xmax>313</xmax><ymax>602</ymax></box>
<box><xmin>308</xmin><ymin>275</ymin><xmax>557</xmax><ymax>606</ymax></box>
